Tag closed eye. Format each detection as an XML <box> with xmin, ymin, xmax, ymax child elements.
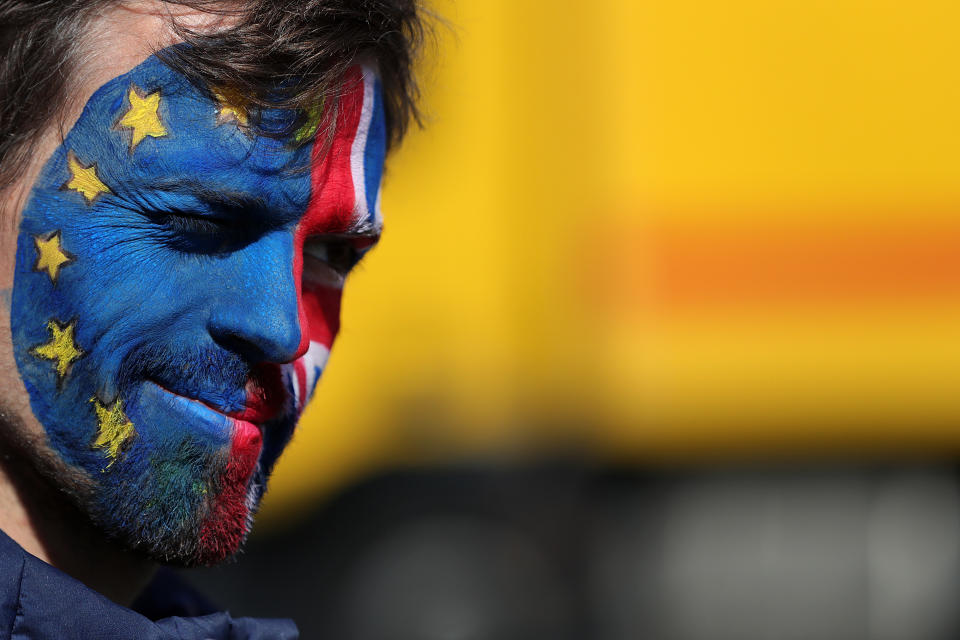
<box><xmin>145</xmin><ymin>208</ymin><xmax>260</xmax><ymax>253</ymax></box>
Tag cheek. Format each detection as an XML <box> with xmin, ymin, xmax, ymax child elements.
<box><xmin>290</xmin><ymin>275</ymin><xmax>342</xmax><ymax>412</ymax></box>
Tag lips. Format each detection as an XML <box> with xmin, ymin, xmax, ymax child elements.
<box><xmin>147</xmin><ymin>362</ymin><xmax>286</xmax><ymax>428</ymax></box>
<box><xmin>145</xmin><ymin>379</ymin><xmax>262</xmax><ymax>458</ymax></box>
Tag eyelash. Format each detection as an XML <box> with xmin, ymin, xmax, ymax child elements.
<box><xmin>144</xmin><ymin>208</ymin><xmax>255</xmax><ymax>254</ymax></box>
<box><xmin>162</xmin><ymin>210</ymin><xmax>230</xmax><ymax>236</ymax></box>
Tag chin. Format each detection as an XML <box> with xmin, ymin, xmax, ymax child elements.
<box><xmin>85</xmin><ymin>419</ymin><xmax>268</xmax><ymax>568</ymax></box>
<box><xmin>97</xmin><ymin>465</ymin><xmax>267</xmax><ymax>567</ymax></box>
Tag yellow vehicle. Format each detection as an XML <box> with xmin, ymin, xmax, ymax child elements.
<box><xmin>264</xmin><ymin>0</ymin><xmax>960</xmax><ymax>520</ymax></box>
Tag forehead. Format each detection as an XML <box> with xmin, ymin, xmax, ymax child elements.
<box><xmin>43</xmin><ymin>52</ymin><xmax>386</xmax><ymax>228</ymax></box>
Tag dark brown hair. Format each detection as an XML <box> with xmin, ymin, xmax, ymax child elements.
<box><xmin>0</xmin><ymin>0</ymin><xmax>427</xmax><ymax>193</ymax></box>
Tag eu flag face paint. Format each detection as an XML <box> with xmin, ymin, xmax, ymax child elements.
<box><xmin>10</xmin><ymin>52</ymin><xmax>386</xmax><ymax>565</ymax></box>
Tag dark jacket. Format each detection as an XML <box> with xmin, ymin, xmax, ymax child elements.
<box><xmin>0</xmin><ymin>528</ymin><xmax>297</xmax><ymax>639</ymax></box>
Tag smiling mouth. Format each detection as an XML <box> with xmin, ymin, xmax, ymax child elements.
<box><xmin>146</xmin><ymin>380</ymin><xmax>265</xmax><ymax>446</ymax></box>
<box><xmin>140</xmin><ymin>361</ymin><xmax>286</xmax><ymax>442</ymax></box>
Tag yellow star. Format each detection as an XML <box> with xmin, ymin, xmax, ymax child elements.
<box><xmin>31</xmin><ymin>319</ymin><xmax>83</xmax><ymax>383</ymax></box>
<box><xmin>33</xmin><ymin>231</ymin><xmax>73</xmax><ymax>283</ymax></box>
<box><xmin>212</xmin><ymin>87</ymin><xmax>249</xmax><ymax>128</ymax></box>
<box><xmin>115</xmin><ymin>85</ymin><xmax>167</xmax><ymax>151</ymax></box>
<box><xmin>294</xmin><ymin>100</ymin><xmax>325</xmax><ymax>145</ymax></box>
<box><xmin>63</xmin><ymin>152</ymin><xmax>111</xmax><ymax>203</ymax></box>
<box><xmin>91</xmin><ymin>396</ymin><xmax>136</xmax><ymax>466</ymax></box>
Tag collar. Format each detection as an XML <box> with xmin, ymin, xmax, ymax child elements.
<box><xmin>0</xmin><ymin>528</ymin><xmax>297</xmax><ymax>639</ymax></box>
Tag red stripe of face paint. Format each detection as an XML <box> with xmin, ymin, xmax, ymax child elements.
<box><xmin>197</xmin><ymin>419</ymin><xmax>262</xmax><ymax>563</ymax></box>
<box><xmin>291</xmin><ymin>66</ymin><xmax>366</xmax><ymax>360</ymax></box>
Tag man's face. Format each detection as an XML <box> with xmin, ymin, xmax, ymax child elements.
<box><xmin>0</xmin><ymin>36</ymin><xmax>386</xmax><ymax>564</ymax></box>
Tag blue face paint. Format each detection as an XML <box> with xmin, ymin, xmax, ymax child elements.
<box><xmin>10</xmin><ymin>52</ymin><xmax>386</xmax><ymax>565</ymax></box>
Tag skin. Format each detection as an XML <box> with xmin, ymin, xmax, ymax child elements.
<box><xmin>0</xmin><ymin>1</ymin><xmax>385</xmax><ymax>605</ymax></box>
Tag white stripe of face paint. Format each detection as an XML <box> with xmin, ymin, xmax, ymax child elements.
<box><xmin>349</xmin><ymin>65</ymin><xmax>377</xmax><ymax>225</ymax></box>
<box><xmin>285</xmin><ymin>362</ymin><xmax>302</xmax><ymax>411</ymax></box>
<box><xmin>287</xmin><ymin>342</ymin><xmax>331</xmax><ymax>412</ymax></box>
<box><xmin>302</xmin><ymin>341</ymin><xmax>330</xmax><ymax>399</ymax></box>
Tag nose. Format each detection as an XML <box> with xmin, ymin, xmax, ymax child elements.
<box><xmin>207</xmin><ymin>231</ymin><xmax>304</xmax><ymax>364</ymax></box>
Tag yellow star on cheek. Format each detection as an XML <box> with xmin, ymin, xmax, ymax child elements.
<box><xmin>212</xmin><ymin>87</ymin><xmax>249</xmax><ymax>128</ymax></box>
<box><xmin>31</xmin><ymin>319</ymin><xmax>83</xmax><ymax>383</ymax></box>
<box><xmin>33</xmin><ymin>231</ymin><xmax>73</xmax><ymax>282</ymax></box>
<box><xmin>63</xmin><ymin>152</ymin><xmax>110</xmax><ymax>203</ymax></box>
<box><xmin>91</xmin><ymin>397</ymin><xmax>136</xmax><ymax>466</ymax></box>
<box><xmin>116</xmin><ymin>85</ymin><xmax>167</xmax><ymax>151</ymax></box>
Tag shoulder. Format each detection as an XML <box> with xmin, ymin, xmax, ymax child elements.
<box><xmin>0</xmin><ymin>531</ymin><xmax>27</xmax><ymax>640</ymax></box>
<box><xmin>0</xmin><ymin>529</ymin><xmax>298</xmax><ymax>639</ymax></box>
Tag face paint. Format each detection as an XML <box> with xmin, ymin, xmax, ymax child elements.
<box><xmin>10</xmin><ymin>53</ymin><xmax>386</xmax><ymax>565</ymax></box>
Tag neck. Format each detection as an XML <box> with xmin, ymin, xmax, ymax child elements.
<box><xmin>0</xmin><ymin>440</ymin><xmax>155</xmax><ymax>607</ymax></box>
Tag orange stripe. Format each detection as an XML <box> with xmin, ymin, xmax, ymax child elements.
<box><xmin>589</xmin><ymin>217</ymin><xmax>960</xmax><ymax>311</ymax></box>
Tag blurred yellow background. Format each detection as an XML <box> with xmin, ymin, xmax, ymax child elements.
<box><xmin>262</xmin><ymin>0</ymin><xmax>960</xmax><ymax>521</ymax></box>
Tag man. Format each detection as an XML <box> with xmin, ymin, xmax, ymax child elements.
<box><xmin>0</xmin><ymin>0</ymin><xmax>424</xmax><ymax>637</ymax></box>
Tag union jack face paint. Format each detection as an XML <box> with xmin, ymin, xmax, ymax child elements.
<box><xmin>9</xmin><ymin>52</ymin><xmax>386</xmax><ymax>565</ymax></box>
